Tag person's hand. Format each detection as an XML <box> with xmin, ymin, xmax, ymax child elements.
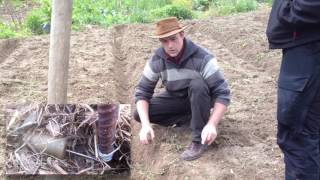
<box><xmin>201</xmin><ymin>123</ymin><xmax>217</xmax><ymax>145</ymax></box>
<box><xmin>139</xmin><ymin>124</ymin><xmax>155</xmax><ymax>144</ymax></box>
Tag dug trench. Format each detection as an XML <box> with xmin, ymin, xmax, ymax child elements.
<box><xmin>0</xmin><ymin>7</ymin><xmax>284</xmax><ymax>180</ymax></box>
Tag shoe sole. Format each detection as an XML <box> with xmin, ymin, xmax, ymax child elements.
<box><xmin>181</xmin><ymin>154</ymin><xmax>202</xmax><ymax>161</ymax></box>
<box><xmin>180</xmin><ymin>146</ymin><xmax>208</xmax><ymax>161</ymax></box>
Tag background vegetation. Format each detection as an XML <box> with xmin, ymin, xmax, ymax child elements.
<box><xmin>0</xmin><ymin>0</ymin><xmax>273</xmax><ymax>39</ymax></box>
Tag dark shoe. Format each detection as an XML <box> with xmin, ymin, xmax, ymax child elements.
<box><xmin>180</xmin><ymin>142</ymin><xmax>208</xmax><ymax>161</ymax></box>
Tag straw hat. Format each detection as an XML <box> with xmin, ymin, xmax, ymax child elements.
<box><xmin>151</xmin><ymin>17</ymin><xmax>188</xmax><ymax>39</ymax></box>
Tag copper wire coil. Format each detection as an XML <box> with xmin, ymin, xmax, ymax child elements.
<box><xmin>96</xmin><ymin>104</ymin><xmax>119</xmax><ymax>154</ymax></box>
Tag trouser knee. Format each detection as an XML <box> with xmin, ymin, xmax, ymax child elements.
<box><xmin>188</xmin><ymin>78</ymin><xmax>209</xmax><ymax>97</ymax></box>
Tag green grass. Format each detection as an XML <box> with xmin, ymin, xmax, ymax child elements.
<box><xmin>0</xmin><ymin>21</ymin><xmax>29</xmax><ymax>38</ymax></box>
<box><xmin>0</xmin><ymin>0</ymin><xmax>271</xmax><ymax>39</ymax></box>
<box><xmin>0</xmin><ymin>22</ymin><xmax>17</xmax><ymax>38</ymax></box>
<box><xmin>210</xmin><ymin>0</ymin><xmax>258</xmax><ymax>16</ymax></box>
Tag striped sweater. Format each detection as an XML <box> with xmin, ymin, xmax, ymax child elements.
<box><xmin>135</xmin><ymin>38</ymin><xmax>231</xmax><ymax>106</ymax></box>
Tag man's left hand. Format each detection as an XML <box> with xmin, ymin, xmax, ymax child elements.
<box><xmin>201</xmin><ymin>123</ymin><xmax>217</xmax><ymax>145</ymax></box>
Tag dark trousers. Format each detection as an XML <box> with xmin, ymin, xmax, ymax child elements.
<box><xmin>277</xmin><ymin>41</ymin><xmax>320</xmax><ymax>180</ymax></box>
<box><xmin>134</xmin><ymin>78</ymin><xmax>212</xmax><ymax>142</ymax></box>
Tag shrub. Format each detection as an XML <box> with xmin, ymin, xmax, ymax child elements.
<box><xmin>193</xmin><ymin>0</ymin><xmax>211</xmax><ymax>11</ymax></box>
<box><xmin>171</xmin><ymin>0</ymin><xmax>193</xmax><ymax>9</ymax></box>
<box><xmin>39</xmin><ymin>0</ymin><xmax>52</xmax><ymax>20</ymax></box>
<box><xmin>235</xmin><ymin>0</ymin><xmax>258</xmax><ymax>12</ymax></box>
<box><xmin>26</xmin><ymin>10</ymin><xmax>45</xmax><ymax>34</ymax></box>
<box><xmin>0</xmin><ymin>22</ymin><xmax>16</xmax><ymax>39</ymax></box>
<box><xmin>25</xmin><ymin>0</ymin><xmax>51</xmax><ymax>35</ymax></box>
<box><xmin>152</xmin><ymin>5</ymin><xmax>193</xmax><ymax>20</ymax></box>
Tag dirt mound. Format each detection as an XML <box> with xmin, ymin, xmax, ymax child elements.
<box><xmin>0</xmin><ymin>7</ymin><xmax>284</xmax><ymax>179</ymax></box>
<box><xmin>0</xmin><ymin>39</ymin><xmax>19</xmax><ymax>64</ymax></box>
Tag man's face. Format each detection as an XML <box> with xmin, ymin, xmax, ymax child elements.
<box><xmin>159</xmin><ymin>32</ymin><xmax>184</xmax><ymax>57</ymax></box>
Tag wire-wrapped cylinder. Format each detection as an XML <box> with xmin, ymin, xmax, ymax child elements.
<box><xmin>96</xmin><ymin>104</ymin><xmax>119</xmax><ymax>154</ymax></box>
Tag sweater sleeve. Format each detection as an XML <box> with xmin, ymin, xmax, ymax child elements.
<box><xmin>200</xmin><ymin>56</ymin><xmax>231</xmax><ymax>106</ymax></box>
<box><xmin>134</xmin><ymin>58</ymin><xmax>160</xmax><ymax>103</ymax></box>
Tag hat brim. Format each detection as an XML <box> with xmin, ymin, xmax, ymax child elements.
<box><xmin>150</xmin><ymin>25</ymin><xmax>189</xmax><ymax>39</ymax></box>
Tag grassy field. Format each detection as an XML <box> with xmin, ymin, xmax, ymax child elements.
<box><xmin>0</xmin><ymin>0</ymin><xmax>272</xmax><ymax>39</ymax></box>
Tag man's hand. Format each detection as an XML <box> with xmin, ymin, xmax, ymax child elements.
<box><xmin>202</xmin><ymin>102</ymin><xmax>226</xmax><ymax>145</ymax></box>
<box><xmin>136</xmin><ymin>100</ymin><xmax>154</xmax><ymax>144</ymax></box>
<box><xmin>139</xmin><ymin>124</ymin><xmax>155</xmax><ymax>144</ymax></box>
<box><xmin>201</xmin><ymin>123</ymin><xmax>217</xmax><ymax>145</ymax></box>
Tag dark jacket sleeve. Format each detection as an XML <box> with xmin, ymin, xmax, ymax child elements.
<box><xmin>279</xmin><ymin>0</ymin><xmax>320</xmax><ymax>26</ymax></box>
<box><xmin>134</xmin><ymin>58</ymin><xmax>160</xmax><ymax>103</ymax></box>
<box><xmin>266</xmin><ymin>0</ymin><xmax>320</xmax><ymax>49</ymax></box>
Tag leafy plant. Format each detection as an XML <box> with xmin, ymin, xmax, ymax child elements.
<box><xmin>0</xmin><ymin>22</ymin><xmax>16</xmax><ymax>38</ymax></box>
<box><xmin>26</xmin><ymin>10</ymin><xmax>45</xmax><ymax>34</ymax></box>
<box><xmin>172</xmin><ymin>0</ymin><xmax>193</xmax><ymax>9</ymax></box>
<box><xmin>192</xmin><ymin>0</ymin><xmax>211</xmax><ymax>11</ymax></box>
<box><xmin>25</xmin><ymin>0</ymin><xmax>51</xmax><ymax>35</ymax></box>
<box><xmin>152</xmin><ymin>5</ymin><xmax>193</xmax><ymax>20</ymax></box>
<box><xmin>235</xmin><ymin>0</ymin><xmax>258</xmax><ymax>12</ymax></box>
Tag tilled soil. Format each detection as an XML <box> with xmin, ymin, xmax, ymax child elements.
<box><xmin>0</xmin><ymin>7</ymin><xmax>283</xmax><ymax>180</ymax></box>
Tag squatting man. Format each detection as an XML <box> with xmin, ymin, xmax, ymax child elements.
<box><xmin>134</xmin><ymin>17</ymin><xmax>231</xmax><ymax>161</ymax></box>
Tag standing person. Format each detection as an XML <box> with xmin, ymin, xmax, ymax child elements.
<box><xmin>266</xmin><ymin>1</ymin><xmax>320</xmax><ymax>179</ymax></box>
<box><xmin>133</xmin><ymin>17</ymin><xmax>231</xmax><ymax>161</ymax></box>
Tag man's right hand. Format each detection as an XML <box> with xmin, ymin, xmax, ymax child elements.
<box><xmin>139</xmin><ymin>124</ymin><xmax>155</xmax><ymax>144</ymax></box>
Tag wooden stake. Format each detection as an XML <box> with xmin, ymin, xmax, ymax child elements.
<box><xmin>47</xmin><ymin>0</ymin><xmax>73</xmax><ymax>104</ymax></box>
